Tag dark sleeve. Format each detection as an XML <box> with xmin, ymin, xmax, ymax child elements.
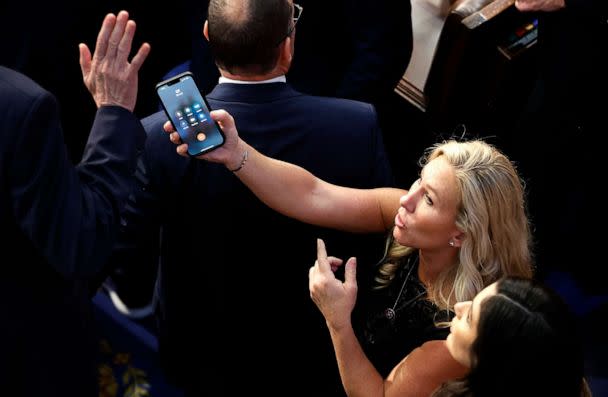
<box><xmin>336</xmin><ymin>0</ymin><xmax>413</xmax><ymax>103</ymax></box>
<box><xmin>9</xmin><ymin>91</ymin><xmax>145</xmax><ymax>278</ymax></box>
<box><xmin>102</xmin><ymin>146</ymin><xmax>163</xmax><ymax>288</ymax></box>
<box><xmin>367</xmin><ymin>106</ymin><xmax>396</xmax><ymax>187</ymax></box>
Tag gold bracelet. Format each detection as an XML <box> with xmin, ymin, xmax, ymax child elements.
<box><xmin>229</xmin><ymin>150</ymin><xmax>248</xmax><ymax>173</ymax></box>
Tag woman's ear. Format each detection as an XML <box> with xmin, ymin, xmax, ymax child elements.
<box><xmin>451</xmin><ymin>231</ymin><xmax>465</xmax><ymax>247</ymax></box>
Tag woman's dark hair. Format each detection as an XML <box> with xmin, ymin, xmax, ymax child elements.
<box><xmin>208</xmin><ymin>0</ymin><xmax>292</xmax><ymax>75</ymax></box>
<box><xmin>434</xmin><ymin>277</ymin><xmax>586</xmax><ymax>397</ymax></box>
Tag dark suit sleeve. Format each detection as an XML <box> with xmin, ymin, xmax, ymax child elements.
<box><xmin>101</xmin><ymin>114</ymin><xmax>180</xmax><ymax>300</ymax></box>
<box><xmin>8</xmin><ymin>90</ymin><xmax>145</xmax><ymax>278</ymax></box>
<box><xmin>102</xmin><ymin>145</ymin><xmax>163</xmax><ymax>294</ymax></box>
<box><xmin>367</xmin><ymin>106</ymin><xmax>396</xmax><ymax>187</ymax></box>
<box><xmin>336</xmin><ymin>0</ymin><xmax>413</xmax><ymax>103</ymax></box>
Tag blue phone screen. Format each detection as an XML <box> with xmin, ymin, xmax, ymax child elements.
<box><xmin>157</xmin><ymin>74</ymin><xmax>224</xmax><ymax>155</ymax></box>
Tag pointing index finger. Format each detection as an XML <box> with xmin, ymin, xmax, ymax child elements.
<box><xmin>316</xmin><ymin>238</ymin><xmax>331</xmax><ymax>272</ymax></box>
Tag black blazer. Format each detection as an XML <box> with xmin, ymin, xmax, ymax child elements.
<box><xmin>190</xmin><ymin>0</ymin><xmax>413</xmax><ymax>105</ymax></box>
<box><xmin>110</xmin><ymin>82</ymin><xmax>394</xmax><ymax>394</ymax></box>
<box><xmin>0</xmin><ymin>66</ymin><xmax>145</xmax><ymax>396</ymax></box>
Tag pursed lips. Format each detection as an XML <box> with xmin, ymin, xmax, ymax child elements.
<box><xmin>395</xmin><ymin>210</ymin><xmax>406</xmax><ymax>228</ymax></box>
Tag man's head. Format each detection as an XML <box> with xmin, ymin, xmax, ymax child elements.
<box><xmin>206</xmin><ymin>0</ymin><xmax>295</xmax><ymax>77</ymax></box>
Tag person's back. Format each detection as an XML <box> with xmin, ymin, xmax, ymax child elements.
<box><xmin>0</xmin><ymin>11</ymin><xmax>149</xmax><ymax>396</ymax></box>
<box><xmin>188</xmin><ymin>0</ymin><xmax>412</xmax><ymax>104</ymax></box>
<box><xmin>138</xmin><ymin>89</ymin><xmax>391</xmax><ymax>394</ymax></box>
<box><xmin>108</xmin><ymin>0</ymin><xmax>393</xmax><ymax>395</ymax></box>
<box><xmin>0</xmin><ymin>67</ymin><xmax>99</xmax><ymax>395</ymax></box>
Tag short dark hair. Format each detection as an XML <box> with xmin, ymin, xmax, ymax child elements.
<box><xmin>208</xmin><ymin>0</ymin><xmax>292</xmax><ymax>75</ymax></box>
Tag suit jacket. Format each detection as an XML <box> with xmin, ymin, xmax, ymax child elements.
<box><xmin>0</xmin><ymin>66</ymin><xmax>145</xmax><ymax>396</ymax></box>
<box><xmin>110</xmin><ymin>82</ymin><xmax>394</xmax><ymax>395</ymax></box>
<box><xmin>190</xmin><ymin>0</ymin><xmax>413</xmax><ymax>105</ymax></box>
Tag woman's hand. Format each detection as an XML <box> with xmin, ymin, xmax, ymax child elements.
<box><xmin>308</xmin><ymin>238</ymin><xmax>358</xmax><ymax>331</ymax></box>
<box><xmin>163</xmin><ymin>109</ymin><xmax>246</xmax><ymax>170</ymax></box>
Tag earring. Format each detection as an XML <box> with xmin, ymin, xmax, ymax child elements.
<box><xmin>449</xmin><ymin>240</ymin><xmax>455</xmax><ymax>247</ymax></box>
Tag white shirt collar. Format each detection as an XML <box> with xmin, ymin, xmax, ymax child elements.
<box><xmin>218</xmin><ymin>75</ymin><xmax>287</xmax><ymax>85</ymax></box>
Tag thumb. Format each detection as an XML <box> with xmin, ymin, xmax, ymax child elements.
<box><xmin>344</xmin><ymin>257</ymin><xmax>357</xmax><ymax>286</ymax></box>
<box><xmin>514</xmin><ymin>0</ymin><xmax>530</xmax><ymax>11</ymax></box>
<box><xmin>79</xmin><ymin>43</ymin><xmax>91</xmax><ymax>80</ymax></box>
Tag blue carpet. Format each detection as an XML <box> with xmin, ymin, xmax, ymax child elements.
<box><xmin>93</xmin><ymin>292</ymin><xmax>184</xmax><ymax>397</ymax></box>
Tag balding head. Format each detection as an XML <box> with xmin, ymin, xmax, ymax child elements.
<box><xmin>208</xmin><ymin>0</ymin><xmax>292</xmax><ymax>76</ymax></box>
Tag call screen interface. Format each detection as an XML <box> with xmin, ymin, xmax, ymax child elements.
<box><xmin>157</xmin><ymin>74</ymin><xmax>224</xmax><ymax>155</ymax></box>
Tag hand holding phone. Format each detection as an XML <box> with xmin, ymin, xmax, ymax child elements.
<box><xmin>156</xmin><ymin>71</ymin><xmax>225</xmax><ymax>156</ymax></box>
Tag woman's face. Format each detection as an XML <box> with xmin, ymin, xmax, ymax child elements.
<box><xmin>393</xmin><ymin>156</ymin><xmax>461</xmax><ymax>250</ymax></box>
<box><xmin>446</xmin><ymin>282</ymin><xmax>498</xmax><ymax>367</ymax></box>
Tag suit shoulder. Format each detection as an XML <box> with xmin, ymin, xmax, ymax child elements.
<box><xmin>0</xmin><ymin>66</ymin><xmax>50</xmax><ymax>104</ymax></box>
<box><xmin>316</xmin><ymin>97</ymin><xmax>380</xmax><ymax>137</ymax></box>
<box><xmin>0</xmin><ymin>67</ymin><xmax>57</xmax><ymax>136</ymax></box>
<box><xmin>296</xmin><ymin>95</ymin><xmax>379</xmax><ymax>130</ymax></box>
<box><xmin>141</xmin><ymin>110</ymin><xmax>168</xmax><ymax>138</ymax></box>
<box><xmin>309</xmin><ymin>95</ymin><xmax>376</xmax><ymax>116</ymax></box>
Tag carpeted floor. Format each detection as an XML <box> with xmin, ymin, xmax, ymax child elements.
<box><xmin>93</xmin><ymin>292</ymin><xmax>184</xmax><ymax>397</ymax></box>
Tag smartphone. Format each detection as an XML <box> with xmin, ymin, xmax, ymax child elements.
<box><xmin>156</xmin><ymin>71</ymin><xmax>225</xmax><ymax>156</ymax></box>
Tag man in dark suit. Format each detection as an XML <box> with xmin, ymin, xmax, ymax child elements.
<box><xmin>189</xmin><ymin>0</ymin><xmax>412</xmax><ymax>104</ymax></box>
<box><xmin>0</xmin><ymin>11</ymin><xmax>149</xmax><ymax>396</ymax></box>
<box><xmin>107</xmin><ymin>0</ymin><xmax>394</xmax><ymax>395</ymax></box>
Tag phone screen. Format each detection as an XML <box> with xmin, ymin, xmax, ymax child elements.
<box><xmin>156</xmin><ymin>72</ymin><xmax>225</xmax><ymax>156</ymax></box>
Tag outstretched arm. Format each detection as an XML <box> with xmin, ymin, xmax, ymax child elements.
<box><xmin>9</xmin><ymin>11</ymin><xmax>150</xmax><ymax>278</ymax></box>
<box><xmin>164</xmin><ymin>112</ymin><xmax>405</xmax><ymax>233</ymax></box>
<box><xmin>309</xmin><ymin>239</ymin><xmax>468</xmax><ymax>396</ymax></box>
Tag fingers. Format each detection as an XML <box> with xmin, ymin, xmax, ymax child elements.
<box><xmin>308</xmin><ymin>266</ymin><xmax>315</xmax><ymax>296</ymax></box>
<box><xmin>106</xmin><ymin>10</ymin><xmax>129</xmax><ymax>60</ymax></box>
<box><xmin>163</xmin><ymin>120</ymin><xmax>174</xmax><ymax>133</ymax></box>
<box><xmin>78</xmin><ymin>43</ymin><xmax>92</xmax><ymax>81</ymax></box>
<box><xmin>93</xmin><ymin>13</ymin><xmax>116</xmax><ymax>63</ymax></box>
<box><xmin>514</xmin><ymin>0</ymin><xmax>529</xmax><ymax>11</ymax></box>
<box><xmin>316</xmin><ymin>238</ymin><xmax>332</xmax><ymax>273</ymax></box>
<box><xmin>165</xmin><ymin>122</ymin><xmax>187</xmax><ymax>157</ymax></box>
<box><xmin>116</xmin><ymin>19</ymin><xmax>136</xmax><ymax>64</ymax></box>
<box><xmin>327</xmin><ymin>256</ymin><xmax>343</xmax><ymax>273</ymax></box>
<box><xmin>176</xmin><ymin>143</ymin><xmax>189</xmax><ymax>157</ymax></box>
<box><xmin>344</xmin><ymin>257</ymin><xmax>357</xmax><ymax>287</ymax></box>
<box><xmin>316</xmin><ymin>238</ymin><xmax>327</xmax><ymax>261</ymax></box>
<box><xmin>130</xmin><ymin>42</ymin><xmax>151</xmax><ymax>72</ymax></box>
<box><xmin>210</xmin><ymin>109</ymin><xmax>235</xmax><ymax>129</ymax></box>
<box><xmin>169</xmin><ymin>131</ymin><xmax>181</xmax><ymax>144</ymax></box>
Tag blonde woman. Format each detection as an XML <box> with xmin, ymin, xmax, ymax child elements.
<box><xmin>165</xmin><ymin>110</ymin><xmax>534</xmax><ymax>395</ymax></box>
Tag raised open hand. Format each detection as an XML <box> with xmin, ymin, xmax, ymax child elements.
<box><xmin>79</xmin><ymin>11</ymin><xmax>150</xmax><ymax>111</ymax></box>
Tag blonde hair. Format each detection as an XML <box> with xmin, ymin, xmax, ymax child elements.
<box><xmin>376</xmin><ymin>140</ymin><xmax>533</xmax><ymax>311</ymax></box>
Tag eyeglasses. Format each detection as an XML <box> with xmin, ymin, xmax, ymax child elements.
<box><xmin>277</xmin><ymin>3</ymin><xmax>303</xmax><ymax>45</ymax></box>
